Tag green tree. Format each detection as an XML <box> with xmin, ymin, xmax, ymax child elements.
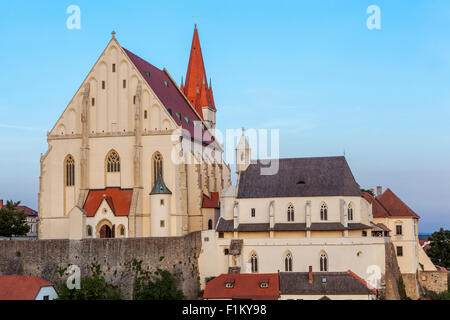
<box><xmin>0</xmin><ymin>200</ymin><xmax>30</xmax><ymax>238</ymax></box>
<box><xmin>135</xmin><ymin>269</ymin><xmax>185</xmax><ymax>300</ymax></box>
<box><xmin>56</xmin><ymin>265</ymin><xmax>121</xmax><ymax>300</ymax></box>
<box><xmin>427</xmin><ymin>228</ymin><xmax>450</xmax><ymax>268</ymax></box>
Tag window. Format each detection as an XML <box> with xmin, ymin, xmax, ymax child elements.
<box><xmin>43</xmin><ymin>296</ymin><xmax>50</xmax><ymax>300</ymax></box>
<box><xmin>86</xmin><ymin>225</ymin><xmax>92</xmax><ymax>237</ymax></box>
<box><xmin>184</xmin><ymin>116</ymin><xmax>190</xmax><ymax>124</ymax></box>
<box><xmin>224</xmin><ymin>249</ymin><xmax>229</xmax><ymax>255</ymax></box>
<box><xmin>145</xmin><ymin>71</ymin><xmax>150</xmax><ymax>78</ymax></box>
<box><xmin>218</xmin><ymin>232</ymin><xmax>224</xmax><ymax>239</ymax></box>
<box><xmin>65</xmin><ymin>155</ymin><xmax>75</xmax><ymax>186</ymax></box>
<box><xmin>240</xmin><ymin>153</ymin><xmax>244</xmax><ymax>161</ymax></box>
<box><xmin>396</xmin><ymin>225</ymin><xmax>402</xmax><ymax>235</ymax></box>
<box><xmin>152</xmin><ymin>152</ymin><xmax>163</xmax><ymax>187</ymax></box>
<box><xmin>225</xmin><ymin>282</ymin><xmax>234</xmax><ymax>289</ymax></box>
<box><xmin>133</xmin><ymin>96</ymin><xmax>136</xmax><ymax>104</ymax></box>
<box><xmin>102</xmin><ymin>81</ymin><xmax>105</xmax><ymax>89</ymax></box>
<box><xmin>164</xmin><ymin>80</ymin><xmax>169</xmax><ymax>87</ymax></box>
<box><xmin>123</xmin><ymin>80</ymin><xmax>126</xmax><ymax>88</ymax></box>
<box><xmin>91</xmin><ymin>98</ymin><xmax>95</xmax><ymax>106</ymax></box>
<box><xmin>397</xmin><ymin>246</ymin><xmax>403</xmax><ymax>257</ymax></box>
<box><xmin>112</xmin><ymin>64</ymin><xmax>116</xmax><ymax>72</ymax></box>
<box><xmin>160</xmin><ymin>220</ymin><xmax>165</xmax><ymax>228</ymax></box>
<box><xmin>208</xmin><ymin>219</ymin><xmax>213</xmax><ymax>230</ymax></box>
<box><xmin>284</xmin><ymin>252</ymin><xmax>293</xmax><ymax>272</ymax></box>
<box><xmin>120</xmin><ymin>226</ymin><xmax>125</xmax><ymax>236</ymax></box>
<box><xmin>106</xmin><ymin>150</ymin><xmax>120</xmax><ymax>173</ymax></box>
<box><xmin>348</xmin><ymin>203</ymin><xmax>354</xmax><ymax>221</ymax></box>
<box><xmin>287</xmin><ymin>204</ymin><xmax>294</xmax><ymax>222</ymax></box>
<box><xmin>251</xmin><ymin>208</ymin><xmax>256</xmax><ymax>217</ymax></box>
<box><xmin>260</xmin><ymin>282</ymin><xmax>269</xmax><ymax>288</ymax></box>
<box><xmin>251</xmin><ymin>252</ymin><xmax>258</xmax><ymax>273</ymax></box>
<box><xmin>144</xmin><ymin>110</ymin><xmax>148</xmax><ymax>119</ymax></box>
<box><xmin>320</xmin><ymin>203</ymin><xmax>328</xmax><ymax>221</ymax></box>
<box><xmin>175</xmin><ymin>112</ymin><xmax>181</xmax><ymax>120</ymax></box>
<box><xmin>320</xmin><ymin>252</ymin><xmax>328</xmax><ymax>272</ymax></box>
<box><xmin>160</xmin><ymin>199</ymin><xmax>164</xmax><ymax>206</ymax></box>
<box><xmin>362</xmin><ymin>231</ymin><xmax>367</xmax><ymax>237</ymax></box>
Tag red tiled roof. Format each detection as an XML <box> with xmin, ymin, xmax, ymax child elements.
<box><xmin>203</xmin><ymin>273</ymin><xmax>279</xmax><ymax>300</ymax></box>
<box><xmin>83</xmin><ymin>188</ymin><xmax>133</xmax><ymax>217</ymax></box>
<box><xmin>378</xmin><ymin>188</ymin><xmax>420</xmax><ymax>218</ymax></box>
<box><xmin>123</xmin><ymin>48</ymin><xmax>216</xmax><ymax>147</ymax></box>
<box><xmin>16</xmin><ymin>206</ymin><xmax>38</xmax><ymax>217</ymax></box>
<box><xmin>202</xmin><ymin>192</ymin><xmax>219</xmax><ymax>209</ymax></box>
<box><xmin>0</xmin><ymin>276</ymin><xmax>54</xmax><ymax>300</ymax></box>
<box><xmin>183</xmin><ymin>26</ymin><xmax>216</xmax><ymax>116</ymax></box>
<box><xmin>362</xmin><ymin>192</ymin><xmax>390</xmax><ymax>218</ymax></box>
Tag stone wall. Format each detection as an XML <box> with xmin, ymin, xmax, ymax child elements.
<box><xmin>418</xmin><ymin>271</ymin><xmax>448</xmax><ymax>294</ymax></box>
<box><xmin>402</xmin><ymin>273</ymin><xmax>420</xmax><ymax>299</ymax></box>
<box><xmin>0</xmin><ymin>232</ymin><xmax>201</xmax><ymax>299</ymax></box>
<box><xmin>384</xmin><ymin>242</ymin><xmax>401</xmax><ymax>300</ymax></box>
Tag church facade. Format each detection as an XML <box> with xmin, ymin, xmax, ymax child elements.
<box><xmin>38</xmin><ymin>27</ymin><xmax>230</xmax><ymax>239</ymax></box>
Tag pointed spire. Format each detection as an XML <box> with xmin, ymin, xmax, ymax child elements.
<box><xmin>150</xmin><ymin>169</ymin><xmax>172</xmax><ymax>195</ymax></box>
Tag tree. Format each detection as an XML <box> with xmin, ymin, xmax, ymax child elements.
<box><xmin>56</xmin><ymin>265</ymin><xmax>121</xmax><ymax>300</ymax></box>
<box><xmin>135</xmin><ymin>269</ymin><xmax>185</xmax><ymax>300</ymax></box>
<box><xmin>0</xmin><ymin>200</ymin><xmax>30</xmax><ymax>238</ymax></box>
<box><xmin>427</xmin><ymin>228</ymin><xmax>450</xmax><ymax>268</ymax></box>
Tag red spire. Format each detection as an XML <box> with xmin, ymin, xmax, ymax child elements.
<box><xmin>183</xmin><ymin>25</ymin><xmax>216</xmax><ymax>118</ymax></box>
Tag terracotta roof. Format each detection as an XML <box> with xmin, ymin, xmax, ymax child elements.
<box><xmin>202</xmin><ymin>192</ymin><xmax>219</xmax><ymax>209</ymax></box>
<box><xmin>377</xmin><ymin>188</ymin><xmax>420</xmax><ymax>218</ymax></box>
<box><xmin>16</xmin><ymin>206</ymin><xmax>38</xmax><ymax>217</ymax></box>
<box><xmin>123</xmin><ymin>48</ymin><xmax>216</xmax><ymax>147</ymax></box>
<box><xmin>0</xmin><ymin>276</ymin><xmax>54</xmax><ymax>300</ymax></box>
<box><xmin>362</xmin><ymin>192</ymin><xmax>391</xmax><ymax>218</ymax></box>
<box><xmin>183</xmin><ymin>26</ymin><xmax>216</xmax><ymax>117</ymax></box>
<box><xmin>203</xmin><ymin>273</ymin><xmax>279</xmax><ymax>300</ymax></box>
<box><xmin>83</xmin><ymin>188</ymin><xmax>133</xmax><ymax>217</ymax></box>
<box><xmin>237</xmin><ymin>157</ymin><xmax>362</xmax><ymax>199</ymax></box>
<box><xmin>279</xmin><ymin>271</ymin><xmax>375</xmax><ymax>296</ymax></box>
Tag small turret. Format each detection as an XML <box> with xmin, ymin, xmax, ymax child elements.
<box><xmin>236</xmin><ymin>128</ymin><xmax>251</xmax><ymax>174</ymax></box>
<box><xmin>150</xmin><ymin>169</ymin><xmax>172</xmax><ymax>237</ymax></box>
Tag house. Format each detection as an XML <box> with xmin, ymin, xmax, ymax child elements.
<box><xmin>0</xmin><ymin>275</ymin><xmax>58</xmax><ymax>300</ymax></box>
<box><xmin>0</xmin><ymin>200</ymin><xmax>39</xmax><ymax>238</ymax></box>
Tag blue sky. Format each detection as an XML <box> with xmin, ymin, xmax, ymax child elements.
<box><xmin>0</xmin><ymin>0</ymin><xmax>449</xmax><ymax>232</ymax></box>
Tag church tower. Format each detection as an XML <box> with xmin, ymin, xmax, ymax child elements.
<box><xmin>236</xmin><ymin>128</ymin><xmax>251</xmax><ymax>174</ymax></box>
<box><xmin>181</xmin><ymin>25</ymin><xmax>216</xmax><ymax>130</ymax></box>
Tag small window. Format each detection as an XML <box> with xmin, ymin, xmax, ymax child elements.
<box><xmin>224</xmin><ymin>249</ymin><xmax>229</xmax><ymax>255</ymax></box>
<box><xmin>320</xmin><ymin>203</ymin><xmax>328</xmax><ymax>221</ymax></box>
<box><xmin>208</xmin><ymin>219</ymin><xmax>213</xmax><ymax>230</ymax></box>
<box><xmin>164</xmin><ymin>80</ymin><xmax>169</xmax><ymax>87</ymax></box>
<box><xmin>120</xmin><ymin>226</ymin><xmax>125</xmax><ymax>236</ymax></box>
<box><xmin>112</xmin><ymin>64</ymin><xmax>116</xmax><ymax>72</ymax></box>
<box><xmin>160</xmin><ymin>220</ymin><xmax>165</xmax><ymax>228</ymax></box>
<box><xmin>218</xmin><ymin>232</ymin><xmax>224</xmax><ymax>239</ymax></box>
<box><xmin>202</xmin><ymin>123</ymin><xmax>206</xmax><ymax>130</ymax></box>
<box><xmin>287</xmin><ymin>204</ymin><xmax>294</xmax><ymax>222</ymax></box>
<box><xmin>184</xmin><ymin>116</ymin><xmax>190</xmax><ymax>124</ymax></box>
<box><xmin>102</xmin><ymin>81</ymin><xmax>105</xmax><ymax>89</ymax></box>
<box><xmin>396</xmin><ymin>225</ymin><xmax>402</xmax><ymax>235</ymax></box>
<box><xmin>133</xmin><ymin>96</ymin><xmax>136</xmax><ymax>104</ymax></box>
<box><xmin>251</xmin><ymin>208</ymin><xmax>256</xmax><ymax>217</ymax></box>
<box><xmin>362</xmin><ymin>231</ymin><xmax>367</xmax><ymax>237</ymax></box>
<box><xmin>397</xmin><ymin>246</ymin><xmax>403</xmax><ymax>257</ymax></box>
<box><xmin>348</xmin><ymin>203</ymin><xmax>354</xmax><ymax>221</ymax></box>
<box><xmin>91</xmin><ymin>98</ymin><xmax>95</xmax><ymax>106</ymax></box>
<box><xmin>145</xmin><ymin>71</ymin><xmax>151</xmax><ymax>78</ymax></box>
<box><xmin>225</xmin><ymin>282</ymin><xmax>234</xmax><ymax>289</ymax></box>
<box><xmin>175</xmin><ymin>112</ymin><xmax>181</xmax><ymax>120</ymax></box>
<box><xmin>43</xmin><ymin>296</ymin><xmax>50</xmax><ymax>301</ymax></box>
<box><xmin>167</xmin><ymin>108</ymin><xmax>172</xmax><ymax>116</ymax></box>
<box><xmin>123</xmin><ymin>80</ymin><xmax>126</xmax><ymax>88</ymax></box>
<box><xmin>160</xmin><ymin>199</ymin><xmax>164</xmax><ymax>206</ymax></box>
<box><xmin>260</xmin><ymin>282</ymin><xmax>269</xmax><ymax>289</ymax></box>
<box><xmin>87</xmin><ymin>226</ymin><xmax>92</xmax><ymax>237</ymax></box>
<box><xmin>144</xmin><ymin>110</ymin><xmax>148</xmax><ymax>119</ymax></box>
<box><xmin>320</xmin><ymin>252</ymin><xmax>328</xmax><ymax>272</ymax></box>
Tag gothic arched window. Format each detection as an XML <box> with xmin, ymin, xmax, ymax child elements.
<box><xmin>284</xmin><ymin>252</ymin><xmax>293</xmax><ymax>272</ymax></box>
<box><xmin>208</xmin><ymin>219</ymin><xmax>213</xmax><ymax>230</ymax></box>
<box><xmin>348</xmin><ymin>203</ymin><xmax>354</xmax><ymax>221</ymax></box>
<box><xmin>320</xmin><ymin>203</ymin><xmax>328</xmax><ymax>221</ymax></box>
<box><xmin>106</xmin><ymin>150</ymin><xmax>120</xmax><ymax>173</ymax></box>
<box><xmin>250</xmin><ymin>252</ymin><xmax>258</xmax><ymax>273</ymax></box>
<box><xmin>152</xmin><ymin>152</ymin><xmax>163</xmax><ymax>187</ymax></box>
<box><xmin>86</xmin><ymin>225</ymin><xmax>92</xmax><ymax>237</ymax></box>
<box><xmin>287</xmin><ymin>203</ymin><xmax>294</xmax><ymax>222</ymax></box>
<box><xmin>320</xmin><ymin>251</ymin><xmax>328</xmax><ymax>272</ymax></box>
<box><xmin>65</xmin><ymin>155</ymin><xmax>75</xmax><ymax>186</ymax></box>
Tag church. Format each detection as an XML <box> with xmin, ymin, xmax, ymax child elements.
<box><xmin>38</xmin><ymin>26</ymin><xmax>230</xmax><ymax>239</ymax></box>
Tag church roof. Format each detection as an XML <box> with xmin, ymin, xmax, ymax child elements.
<box><xmin>150</xmin><ymin>171</ymin><xmax>172</xmax><ymax>195</ymax></box>
<box><xmin>123</xmin><ymin>48</ymin><xmax>216</xmax><ymax>147</ymax></box>
<box><xmin>237</xmin><ymin>156</ymin><xmax>362</xmax><ymax>199</ymax></box>
<box><xmin>182</xmin><ymin>26</ymin><xmax>216</xmax><ymax>117</ymax></box>
<box><xmin>202</xmin><ymin>192</ymin><xmax>219</xmax><ymax>209</ymax></box>
<box><xmin>83</xmin><ymin>188</ymin><xmax>133</xmax><ymax>217</ymax></box>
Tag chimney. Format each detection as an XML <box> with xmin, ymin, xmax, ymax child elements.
<box><xmin>0</xmin><ymin>200</ymin><xmax>3</xmax><ymax>209</ymax></box>
<box><xmin>309</xmin><ymin>266</ymin><xmax>313</xmax><ymax>284</ymax></box>
<box><xmin>377</xmin><ymin>186</ymin><xmax>382</xmax><ymax>197</ymax></box>
<box><xmin>370</xmin><ymin>188</ymin><xmax>375</xmax><ymax>195</ymax></box>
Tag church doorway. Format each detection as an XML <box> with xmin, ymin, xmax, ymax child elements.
<box><xmin>99</xmin><ymin>225</ymin><xmax>113</xmax><ymax>238</ymax></box>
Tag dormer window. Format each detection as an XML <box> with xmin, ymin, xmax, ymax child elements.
<box><xmin>225</xmin><ymin>279</ymin><xmax>235</xmax><ymax>289</ymax></box>
<box><xmin>259</xmin><ymin>281</ymin><xmax>269</xmax><ymax>289</ymax></box>
<box><xmin>164</xmin><ymin>80</ymin><xmax>169</xmax><ymax>87</ymax></box>
<box><xmin>184</xmin><ymin>116</ymin><xmax>190</xmax><ymax>124</ymax></box>
<box><xmin>145</xmin><ymin>71</ymin><xmax>151</xmax><ymax>78</ymax></box>
<box><xmin>176</xmin><ymin>112</ymin><xmax>181</xmax><ymax>120</ymax></box>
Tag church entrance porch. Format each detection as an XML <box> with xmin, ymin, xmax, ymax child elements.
<box><xmin>96</xmin><ymin>219</ymin><xmax>115</xmax><ymax>238</ymax></box>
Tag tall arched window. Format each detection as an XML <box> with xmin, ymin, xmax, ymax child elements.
<box><xmin>106</xmin><ymin>150</ymin><xmax>120</xmax><ymax>173</ymax></box>
<box><xmin>287</xmin><ymin>204</ymin><xmax>294</xmax><ymax>222</ymax></box>
<box><xmin>152</xmin><ymin>152</ymin><xmax>163</xmax><ymax>187</ymax></box>
<box><xmin>348</xmin><ymin>203</ymin><xmax>354</xmax><ymax>221</ymax></box>
<box><xmin>250</xmin><ymin>252</ymin><xmax>258</xmax><ymax>273</ymax></box>
<box><xmin>320</xmin><ymin>203</ymin><xmax>328</xmax><ymax>221</ymax></box>
<box><xmin>208</xmin><ymin>219</ymin><xmax>213</xmax><ymax>230</ymax></box>
<box><xmin>320</xmin><ymin>251</ymin><xmax>328</xmax><ymax>272</ymax></box>
<box><xmin>65</xmin><ymin>155</ymin><xmax>75</xmax><ymax>186</ymax></box>
<box><xmin>284</xmin><ymin>252</ymin><xmax>293</xmax><ymax>272</ymax></box>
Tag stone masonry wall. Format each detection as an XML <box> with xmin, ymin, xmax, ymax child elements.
<box><xmin>418</xmin><ymin>271</ymin><xmax>448</xmax><ymax>294</ymax></box>
<box><xmin>0</xmin><ymin>232</ymin><xmax>202</xmax><ymax>299</ymax></box>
